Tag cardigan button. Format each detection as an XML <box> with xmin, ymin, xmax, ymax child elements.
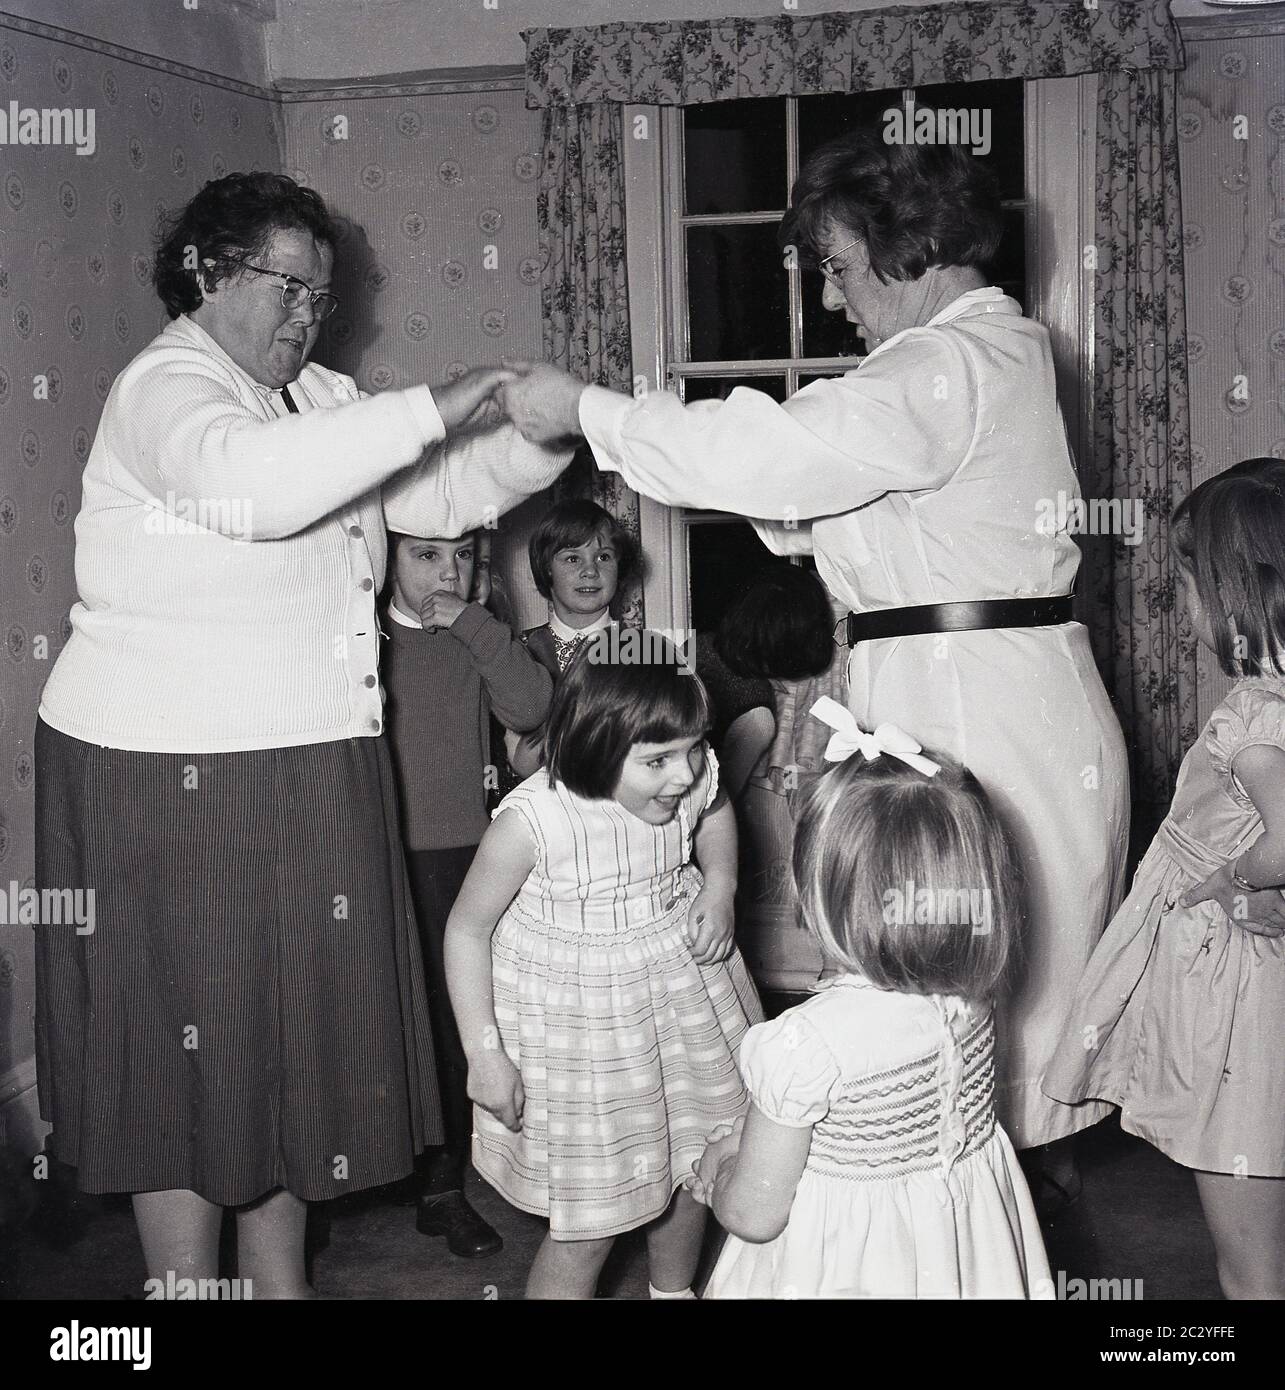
<box><xmin>369</xmin><ymin>718</ymin><xmax>381</xmax><ymax>732</ymax></box>
<box><xmin>359</xmin><ymin>577</ymin><xmax>373</xmax><ymax>591</ymax></box>
<box><xmin>364</xmin><ymin>674</ymin><xmax>377</xmax><ymax>688</ymax></box>
<box><xmin>349</xmin><ymin>524</ymin><xmax>364</xmax><ymax>538</ymax></box>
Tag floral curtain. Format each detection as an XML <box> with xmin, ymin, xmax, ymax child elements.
<box><xmin>524</xmin><ymin>0</ymin><xmax>1192</xmax><ymax>815</ymax></box>
<box><xmin>536</xmin><ymin>101</ymin><xmax>643</xmax><ymax>628</ymax></box>
<box><xmin>524</xmin><ymin>1</ymin><xmax>1183</xmax><ymax>107</ymax></box>
<box><xmin>1086</xmin><ymin>67</ymin><xmax>1197</xmax><ymax>842</ymax></box>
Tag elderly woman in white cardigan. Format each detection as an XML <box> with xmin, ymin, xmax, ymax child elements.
<box><xmin>499</xmin><ymin>130</ymin><xmax>1130</xmax><ymax>1205</ymax></box>
<box><xmin>34</xmin><ymin>173</ymin><xmax>571</xmax><ymax>1296</ymax></box>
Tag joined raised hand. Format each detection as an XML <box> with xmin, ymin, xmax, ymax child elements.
<box><xmin>497</xmin><ymin>360</ymin><xmax>587</xmax><ymax>443</ymax></box>
<box><xmin>432</xmin><ymin>365</ymin><xmax>517</xmax><ymax>432</ymax></box>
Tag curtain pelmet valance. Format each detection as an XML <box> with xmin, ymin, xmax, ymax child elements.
<box><xmin>523</xmin><ymin>0</ymin><xmax>1184</xmax><ymax>109</ymax></box>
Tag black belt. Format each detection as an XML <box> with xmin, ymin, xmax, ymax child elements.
<box><xmin>845</xmin><ymin>595</ymin><xmax>1074</xmax><ymax>647</ymax></box>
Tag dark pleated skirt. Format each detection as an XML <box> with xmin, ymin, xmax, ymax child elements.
<box><xmin>33</xmin><ymin>718</ymin><xmax>443</xmax><ymax>1206</ymax></box>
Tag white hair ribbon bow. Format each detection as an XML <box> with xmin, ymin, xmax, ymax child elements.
<box><xmin>809</xmin><ymin>697</ymin><xmax>941</xmax><ymax>778</ymax></box>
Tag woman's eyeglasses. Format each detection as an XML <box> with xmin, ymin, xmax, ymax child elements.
<box><xmin>818</xmin><ymin>238</ymin><xmax>862</xmax><ymax>286</ymax></box>
<box><xmin>220</xmin><ymin>256</ymin><xmax>340</xmax><ymax>321</ymax></box>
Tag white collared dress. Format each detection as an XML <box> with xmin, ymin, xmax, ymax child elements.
<box><xmin>580</xmin><ymin>287</ymin><xmax>1130</xmax><ymax>1148</ymax></box>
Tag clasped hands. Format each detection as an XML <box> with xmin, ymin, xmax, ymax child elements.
<box><xmin>432</xmin><ymin>360</ymin><xmax>587</xmax><ymax>444</ymax></box>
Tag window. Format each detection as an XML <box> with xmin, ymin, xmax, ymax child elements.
<box><xmin>622</xmin><ymin>77</ymin><xmax>1095</xmax><ymax>636</ymax></box>
<box><xmin>618</xmin><ymin>78</ymin><xmax>1095</xmax><ymax>989</ymax></box>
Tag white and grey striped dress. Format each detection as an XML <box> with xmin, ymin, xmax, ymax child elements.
<box><xmin>474</xmin><ymin>747</ymin><xmax>763</xmax><ymax>1240</ymax></box>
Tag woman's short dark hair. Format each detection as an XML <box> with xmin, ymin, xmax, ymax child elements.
<box><xmin>780</xmin><ymin>121</ymin><xmax>1003</xmax><ymax>282</ymax></box>
<box><xmin>154</xmin><ymin>172</ymin><xmax>338</xmax><ymax>319</ymax></box>
<box><xmin>544</xmin><ymin>630</ymin><xmax>711</xmax><ymax>798</ymax></box>
<box><xmin>1170</xmin><ymin>456</ymin><xmax>1285</xmax><ymax>678</ymax></box>
<box><xmin>716</xmin><ymin>563</ymin><xmax>834</xmax><ymax>680</ymax></box>
<box><xmin>528</xmin><ymin>498</ymin><xmax>639</xmax><ymax>603</ymax></box>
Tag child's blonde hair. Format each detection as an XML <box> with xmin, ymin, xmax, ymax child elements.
<box><xmin>792</xmin><ymin>750</ymin><xmax>1020</xmax><ymax>1001</ymax></box>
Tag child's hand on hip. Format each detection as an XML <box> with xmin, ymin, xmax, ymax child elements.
<box><xmin>688</xmin><ymin>886</ymin><xmax>735</xmax><ymax>964</ymax></box>
<box><xmin>1180</xmin><ymin>863</ymin><xmax>1285</xmax><ymax>937</ymax></box>
<box><xmin>468</xmin><ymin>1053</ymin><xmax>525</xmax><ymax>1132</ymax></box>
<box><xmin>419</xmin><ymin>589</ymin><xmax>469</xmax><ymax>631</ymax></box>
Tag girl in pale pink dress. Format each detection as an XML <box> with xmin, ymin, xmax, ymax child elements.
<box><xmin>691</xmin><ymin>701</ymin><xmax>1051</xmax><ymax>1299</ymax></box>
<box><xmin>1045</xmin><ymin>458</ymin><xmax>1285</xmax><ymax>1300</ymax></box>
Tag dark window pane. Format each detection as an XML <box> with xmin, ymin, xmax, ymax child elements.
<box><xmin>797</xmin><ymin>372</ymin><xmax>848</xmax><ymax>391</ymax></box>
<box><xmin>801</xmin><ymin>268</ymin><xmax>867</xmax><ymax>359</ymax></box>
<box><xmin>686</xmin><ymin>224</ymin><xmax>789</xmax><ymax>362</ymax></box>
<box><xmin>797</xmin><ymin>89</ymin><xmax>904</xmax><ymax>167</ymax></box>
<box><xmin>989</xmin><ymin>204</ymin><xmax>1025</xmax><ymax>308</ymax></box>
<box><xmin>684</xmin><ymin>98</ymin><xmax>788</xmax><ymax>215</ymax></box>
<box><xmin>686</xmin><ymin>521</ymin><xmax>779</xmax><ymax>633</ymax></box>
<box><xmin>913</xmin><ymin>78</ymin><xmax>1024</xmax><ymax>201</ymax></box>
<box><xmin>681</xmin><ymin>374</ymin><xmax>787</xmax><ymax>404</ymax></box>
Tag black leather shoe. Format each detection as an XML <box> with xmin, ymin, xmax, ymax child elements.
<box><xmin>416</xmin><ymin>1191</ymin><xmax>503</xmax><ymax>1257</ymax></box>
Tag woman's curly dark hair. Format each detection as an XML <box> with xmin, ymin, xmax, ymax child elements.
<box><xmin>153</xmin><ymin>172</ymin><xmax>338</xmax><ymax>319</ymax></box>
<box><xmin>780</xmin><ymin>121</ymin><xmax>1003</xmax><ymax>283</ymax></box>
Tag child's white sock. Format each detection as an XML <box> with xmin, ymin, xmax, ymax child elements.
<box><xmin>648</xmin><ymin>1282</ymin><xmax>697</xmax><ymax>1300</ymax></box>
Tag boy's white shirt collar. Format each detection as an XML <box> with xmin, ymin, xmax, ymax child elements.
<box><xmin>548</xmin><ymin>610</ymin><xmax>614</xmax><ymax>642</ymax></box>
<box><xmin>388</xmin><ymin>600</ymin><xmax>422</xmax><ymax>629</ymax></box>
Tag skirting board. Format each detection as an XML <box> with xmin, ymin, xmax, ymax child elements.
<box><xmin>0</xmin><ymin>1057</ymin><xmax>49</xmax><ymax>1158</ymax></box>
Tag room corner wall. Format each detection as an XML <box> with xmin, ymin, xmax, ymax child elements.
<box><xmin>2</xmin><ymin>27</ymin><xmax>555</xmax><ymax>1159</ymax></box>
<box><xmin>0</xmin><ymin>14</ymin><xmax>281</xmax><ymax>1155</ymax></box>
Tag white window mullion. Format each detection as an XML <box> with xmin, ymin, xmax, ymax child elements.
<box><xmin>1024</xmin><ymin>74</ymin><xmax>1096</xmax><ymax>479</ymax></box>
<box><xmin>622</xmin><ymin>104</ymin><xmax>686</xmax><ymax>633</ymax></box>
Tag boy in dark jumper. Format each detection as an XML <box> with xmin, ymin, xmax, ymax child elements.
<box><xmin>383</xmin><ymin>529</ymin><xmax>552</xmax><ymax>1256</ymax></box>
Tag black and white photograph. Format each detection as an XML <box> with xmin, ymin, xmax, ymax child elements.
<box><xmin>0</xmin><ymin>0</ymin><xmax>1280</xmax><ymax>1362</ymax></box>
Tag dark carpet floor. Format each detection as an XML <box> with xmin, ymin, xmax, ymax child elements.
<box><xmin>0</xmin><ymin>1113</ymin><xmax>1222</xmax><ymax>1302</ymax></box>
<box><xmin>0</xmin><ymin>992</ymin><xmax>1223</xmax><ymax>1302</ymax></box>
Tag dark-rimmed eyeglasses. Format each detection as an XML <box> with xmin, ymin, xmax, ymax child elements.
<box><xmin>221</xmin><ymin>256</ymin><xmax>340</xmax><ymax>321</ymax></box>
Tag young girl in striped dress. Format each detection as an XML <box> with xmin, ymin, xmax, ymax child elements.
<box><xmin>445</xmin><ymin>630</ymin><xmax>762</xmax><ymax>1298</ymax></box>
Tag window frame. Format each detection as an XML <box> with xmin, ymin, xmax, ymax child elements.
<box><xmin>621</xmin><ymin>77</ymin><xmax>1097</xmax><ymax>633</ymax></box>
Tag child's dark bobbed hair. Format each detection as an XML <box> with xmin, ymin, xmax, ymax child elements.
<box><xmin>544</xmin><ymin>629</ymin><xmax>711</xmax><ymax>798</ymax></box>
<box><xmin>792</xmin><ymin>748</ymin><xmax>1020</xmax><ymax>1002</ymax></box>
<box><xmin>528</xmin><ymin>499</ymin><xmax>639</xmax><ymax>604</ymax></box>
<box><xmin>716</xmin><ymin>563</ymin><xmax>834</xmax><ymax>680</ymax></box>
<box><xmin>1170</xmin><ymin>456</ymin><xmax>1285</xmax><ymax>678</ymax></box>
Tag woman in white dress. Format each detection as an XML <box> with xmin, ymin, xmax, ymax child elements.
<box><xmin>499</xmin><ymin>130</ymin><xmax>1130</xmax><ymax>1179</ymax></box>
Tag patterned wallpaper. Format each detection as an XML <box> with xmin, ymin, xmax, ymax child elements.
<box><xmin>0</xmin><ymin>50</ymin><xmax>552</xmax><ymax>1117</ymax></box>
<box><xmin>1176</xmin><ymin>32</ymin><xmax>1285</xmax><ymax>724</ymax></box>
<box><xmin>281</xmin><ymin>85</ymin><xmax>553</xmax><ymax>632</ymax></box>
<box><xmin>5</xmin><ymin>6</ymin><xmax>1284</xmax><ymax>1137</ymax></box>
<box><xmin>0</xmin><ymin>19</ymin><xmax>281</xmax><ymax>1098</ymax></box>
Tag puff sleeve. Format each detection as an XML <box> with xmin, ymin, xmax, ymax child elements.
<box><xmin>697</xmin><ymin>744</ymin><xmax>721</xmax><ymax>817</ymax></box>
<box><xmin>1205</xmin><ymin>684</ymin><xmax>1285</xmax><ymax>808</ymax></box>
<box><xmin>738</xmin><ymin>1010</ymin><xmax>841</xmax><ymax>1128</ymax></box>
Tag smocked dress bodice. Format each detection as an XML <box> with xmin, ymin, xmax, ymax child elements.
<box><xmin>705</xmin><ymin>977</ymin><xmax>1051</xmax><ymax>1298</ymax></box>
